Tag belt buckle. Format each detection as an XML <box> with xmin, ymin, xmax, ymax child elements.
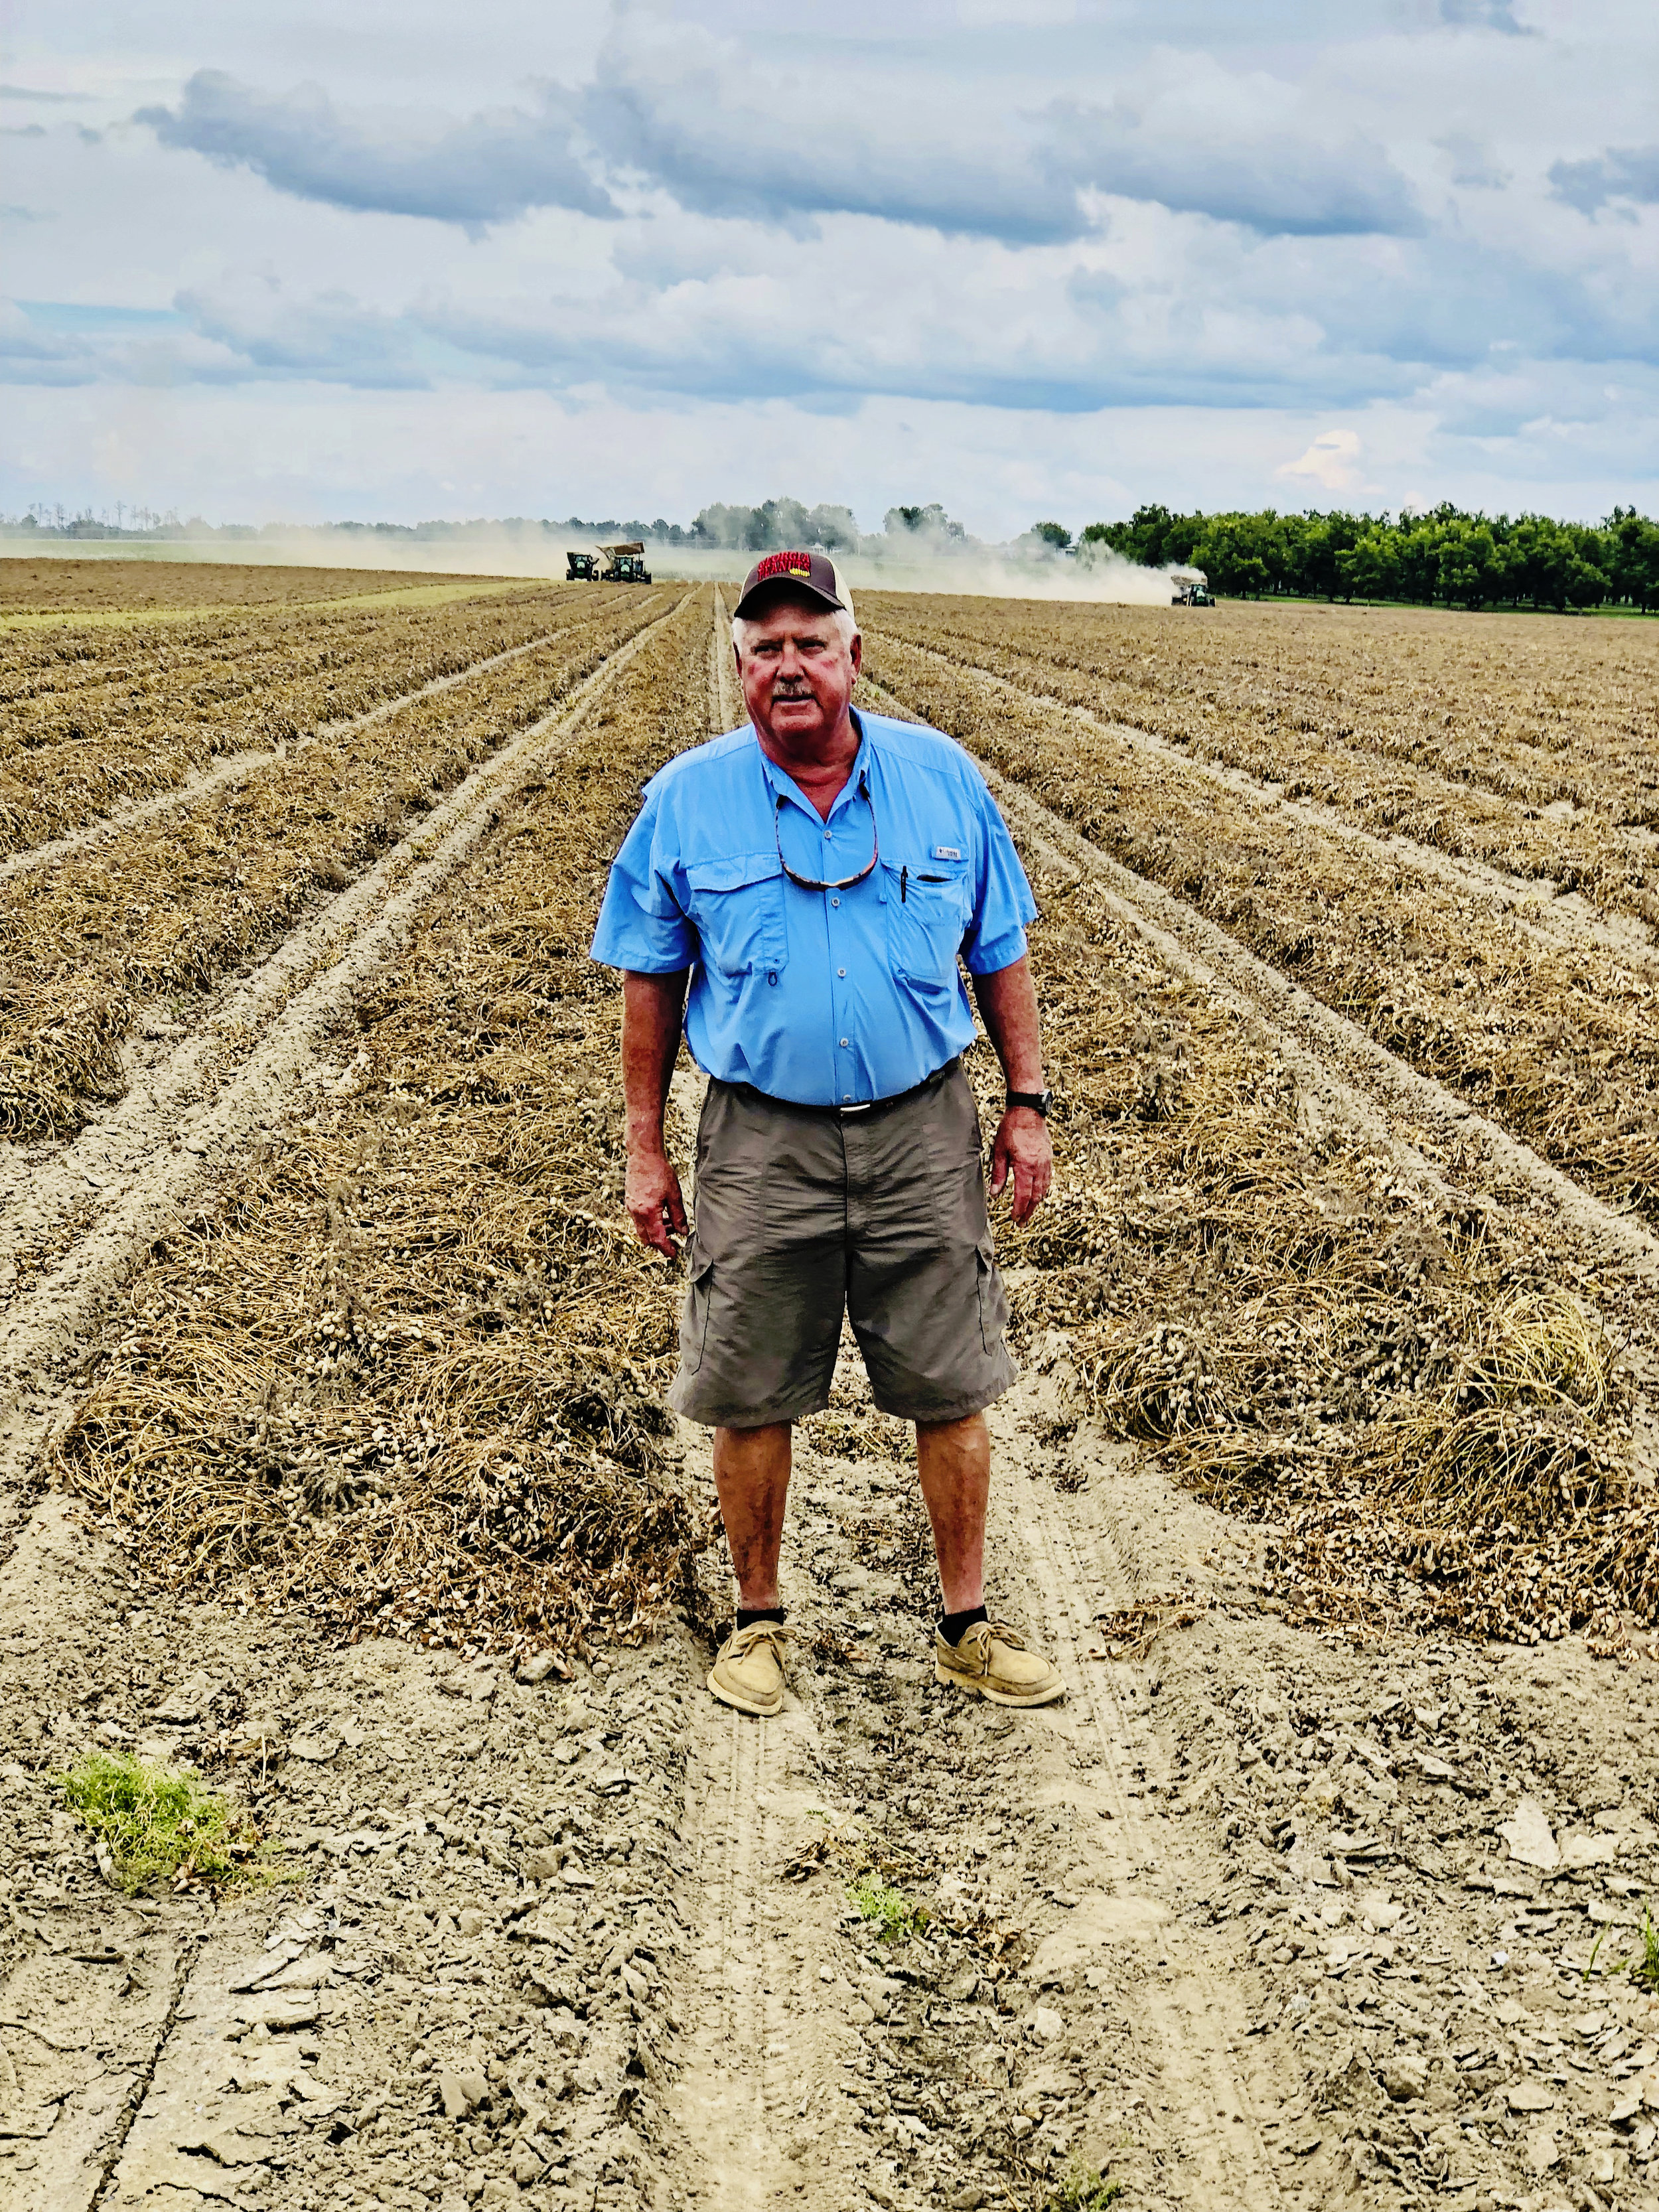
<box><xmin>838</xmin><ymin>1100</ymin><xmax>874</xmax><ymax>1117</ymax></box>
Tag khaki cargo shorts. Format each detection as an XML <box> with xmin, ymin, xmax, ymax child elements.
<box><xmin>668</xmin><ymin>1058</ymin><xmax>1017</xmax><ymax>1430</ymax></box>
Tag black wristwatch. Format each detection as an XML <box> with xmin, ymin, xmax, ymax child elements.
<box><xmin>1005</xmin><ymin>1088</ymin><xmax>1052</xmax><ymax>1118</ymax></box>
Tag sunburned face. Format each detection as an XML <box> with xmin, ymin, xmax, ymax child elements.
<box><xmin>735</xmin><ymin>591</ymin><xmax>862</xmax><ymax>757</ymax></box>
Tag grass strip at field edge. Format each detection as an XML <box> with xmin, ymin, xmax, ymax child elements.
<box><xmin>0</xmin><ymin>576</ymin><xmax>543</xmax><ymax>632</ymax></box>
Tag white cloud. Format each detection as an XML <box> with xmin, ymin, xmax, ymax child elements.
<box><xmin>2</xmin><ymin>0</ymin><xmax>1655</xmax><ymax>527</ymax></box>
<box><xmin>121</xmin><ymin>17</ymin><xmax>1425</xmax><ymax>244</ymax></box>
<box><xmin>1277</xmin><ymin>428</ymin><xmax>1371</xmax><ymax>493</ymax></box>
<box><xmin>136</xmin><ymin>68</ymin><xmax>618</xmax><ymax>229</ymax></box>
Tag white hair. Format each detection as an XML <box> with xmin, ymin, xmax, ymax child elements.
<box><xmin>731</xmin><ymin>601</ymin><xmax>858</xmax><ymax>658</ymax></box>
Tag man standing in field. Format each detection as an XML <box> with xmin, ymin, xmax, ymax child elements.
<box><xmin>591</xmin><ymin>553</ymin><xmax>1062</xmax><ymax>1716</ymax></box>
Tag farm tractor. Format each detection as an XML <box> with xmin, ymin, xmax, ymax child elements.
<box><xmin>1169</xmin><ymin>566</ymin><xmax>1214</xmax><ymax>607</ymax></box>
<box><xmin>567</xmin><ymin>542</ymin><xmax>653</xmax><ymax>585</ymax></box>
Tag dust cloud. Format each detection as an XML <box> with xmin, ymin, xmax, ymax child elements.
<box><xmin>4</xmin><ymin>530</ymin><xmax>1185</xmax><ymax>606</ymax></box>
<box><xmin>837</xmin><ymin>545</ymin><xmax>1181</xmax><ymax>605</ymax></box>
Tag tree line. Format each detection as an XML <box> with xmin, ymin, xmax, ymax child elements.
<box><xmin>15</xmin><ymin>490</ymin><xmax>1654</xmax><ymax>613</ymax></box>
<box><xmin>1</xmin><ymin>496</ymin><xmax>954</xmax><ymax>558</ymax></box>
<box><xmin>678</xmin><ymin>497</ymin><xmax>973</xmax><ymax>552</ymax></box>
<box><xmin>1077</xmin><ymin>503</ymin><xmax>1659</xmax><ymax>612</ymax></box>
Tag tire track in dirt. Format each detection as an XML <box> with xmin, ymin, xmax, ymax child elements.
<box><xmin>0</xmin><ymin>591</ymin><xmax>691</xmax><ymax>1563</ymax></box>
<box><xmin>991</xmin><ymin>1376</ymin><xmax>1659</xmax><ymax>2207</ymax></box>
<box><xmin>79</xmin><ymin>1912</ymin><xmax>200</xmax><ymax>2212</ymax></box>
<box><xmin>872</xmin><ymin>631</ymin><xmax>1659</xmax><ymax>971</ymax></box>
<box><xmin>0</xmin><ymin>609</ymin><xmax>593</xmax><ymax>886</ymax></box>
<box><xmin>672</xmin><ymin>1669</ymin><xmax>867</xmax><ymax>2211</ymax></box>
<box><xmin>674</xmin><ymin>1708</ymin><xmax>775</xmax><ymax>2207</ymax></box>
<box><xmin>989</xmin><ymin>1374</ymin><xmax>1290</xmax><ymax>2208</ymax></box>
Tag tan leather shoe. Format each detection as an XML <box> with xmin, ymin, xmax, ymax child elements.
<box><xmin>934</xmin><ymin>1619</ymin><xmax>1064</xmax><ymax>1708</ymax></box>
<box><xmin>708</xmin><ymin>1621</ymin><xmax>791</xmax><ymax>1717</ymax></box>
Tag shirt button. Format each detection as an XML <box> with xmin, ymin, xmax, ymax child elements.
<box><xmin>831</xmin><ymin>897</ymin><xmax>840</xmax><ymax>908</ymax></box>
<box><xmin>837</xmin><ymin>966</ymin><xmax>847</xmax><ymax>978</ymax></box>
<box><xmin>839</xmin><ymin>1037</ymin><xmax>849</xmax><ymax>1048</ymax></box>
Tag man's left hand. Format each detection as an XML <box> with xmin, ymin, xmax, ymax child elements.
<box><xmin>989</xmin><ymin>1107</ymin><xmax>1053</xmax><ymax>1226</ymax></box>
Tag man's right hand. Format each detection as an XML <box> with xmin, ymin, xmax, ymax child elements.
<box><xmin>625</xmin><ymin>1147</ymin><xmax>688</xmax><ymax>1257</ymax></box>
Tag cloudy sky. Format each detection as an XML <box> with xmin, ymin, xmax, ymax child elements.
<box><xmin>3</xmin><ymin>0</ymin><xmax>1656</xmax><ymax>536</ymax></box>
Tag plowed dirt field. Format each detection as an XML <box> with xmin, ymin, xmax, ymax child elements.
<box><xmin>4</xmin><ymin>565</ymin><xmax>1659</xmax><ymax>2212</ymax></box>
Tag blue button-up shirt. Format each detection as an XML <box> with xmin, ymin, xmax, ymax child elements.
<box><xmin>590</xmin><ymin>708</ymin><xmax>1037</xmax><ymax>1106</ymax></box>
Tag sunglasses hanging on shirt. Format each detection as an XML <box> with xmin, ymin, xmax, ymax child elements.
<box><xmin>773</xmin><ymin>774</ymin><xmax>879</xmax><ymax>894</ymax></box>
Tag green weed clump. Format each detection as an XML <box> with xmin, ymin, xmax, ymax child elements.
<box><xmin>847</xmin><ymin>1874</ymin><xmax>930</xmax><ymax>1945</ymax></box>
<box><xmin>1046</xmin><ymin>2165</ymin><xmax>1123</xmax><ymax>2212</ymax></box>
<box><xmin>1627</xmin><ymin>1906</ymin><xmax>1659</xmax><ymax>1992</ymax></box>
<box><xmin>58</xmin><ymin>1752</ymin><xmax>272</xmax><ymax>1893</ymax></box>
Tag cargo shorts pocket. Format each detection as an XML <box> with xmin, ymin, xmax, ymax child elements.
<box><xmin>974</xmin><ymin>1235</ymin><xmax>1009</xmax><ymax>1355</ymax></box>
<box><xmin>680</xmin><ymin>1240</ymin><xmax>715</xmax><ymax>1375</ymax></box>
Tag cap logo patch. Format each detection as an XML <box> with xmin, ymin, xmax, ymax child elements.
<box><xmin>752</xmin><ymin>550</ymin><xmax>815</xmax><ymax>584</ymax></box>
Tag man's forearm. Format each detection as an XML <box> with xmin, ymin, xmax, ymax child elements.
<box><xmin>972</xmin><ymin>956</ymin><xmax>1045</xmax><ymax>1092</ymax></box>
<box><xmin>622</xmin><ymin>969</ymin><xmax>690</xmax><ymax>1155</ymax></box>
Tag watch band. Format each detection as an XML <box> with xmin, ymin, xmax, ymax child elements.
<box><xmin>1006</xmin><ymin>1088</ymin><xmax>1052</xmax><ymax>1117</ymax></box>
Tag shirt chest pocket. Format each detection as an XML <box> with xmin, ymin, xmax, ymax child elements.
<box><xmin>882</xmin><ymin>859</ymin><xmax>970</xmax><ymax>985</ymax></box>
<box><xmin>684</xmin><ymin>851</ymin><xmax>789</xmax><ymax>978</ymax></box>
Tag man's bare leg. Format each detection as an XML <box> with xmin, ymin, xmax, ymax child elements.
<box><xmin>914</xmin><ymin>1412</ymin><xmax>990</xmax><ymax>1614</ymax></box>
<box><xmin>712</xmin><ymin>1422</ymin><xmax>793</xmax><ymax>1608</ymax></box>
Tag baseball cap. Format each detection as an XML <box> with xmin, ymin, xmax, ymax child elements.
<box><xmin>733</xmin><ymin>548</ymin><xmax>855</xmax><ymax>624</ymax></box>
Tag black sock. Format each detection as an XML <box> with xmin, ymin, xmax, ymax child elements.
<box><xmin>940</xmin><ymin>1603</ymin><xmax>988</xmax><ymax>1646</ymax></box>
<box><xmin>735</xmin><ymin>1606</ymin><xmax>786</xmax><ymax>1632</ymax></box>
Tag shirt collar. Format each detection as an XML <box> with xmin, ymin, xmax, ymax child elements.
<box><xmin>755</xmin><ymin>709</ymin><xmax>871</xmax><ymax>824</ymax></box>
